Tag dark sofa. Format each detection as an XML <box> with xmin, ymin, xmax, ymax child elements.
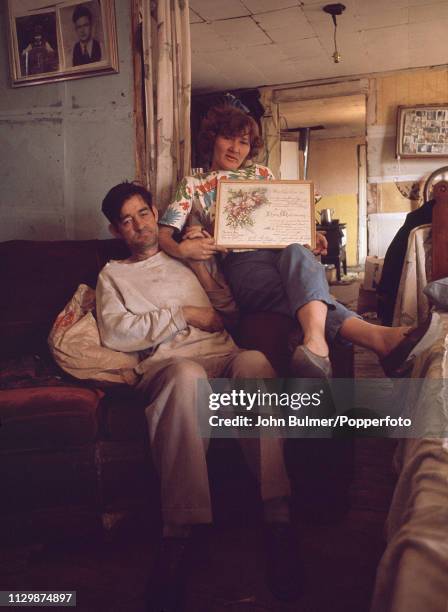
<box><xmin>0</xmin><ymin>239</ymin><xmax>354</xmax><ymax>543</ymax></box>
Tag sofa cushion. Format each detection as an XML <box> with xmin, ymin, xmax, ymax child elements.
<box><xmin>0</xmin><ymin>387</ymin><xmax>103</xmax><ymax>451</ymax></box>
<box><xmin>0</xmin><ymin>352</ymin><xmax>71</xmax><ymax>390</ymax></box>
<box><xmin>98</xmin><ymin>386</ymin><xmax>147</xmax><ymax>442</ymax></box>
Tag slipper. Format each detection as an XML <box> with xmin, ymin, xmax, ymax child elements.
<box><xmin>380</xmin><ymin>312</ymin><xmax>442</xmax><ymax>377</ymax></box>
<box><xmin>291</xmin><ymin>345</ymin><xmax>332</xmax><ymax>379</ymax></box>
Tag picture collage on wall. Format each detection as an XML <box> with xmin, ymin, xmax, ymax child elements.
<box><xmin>397</xmin><ymin>105</ymin><xmax>448</xmax><ymax>158</ymax></box>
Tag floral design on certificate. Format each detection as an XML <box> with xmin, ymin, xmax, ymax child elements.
<box><xmin>215</xmin><ymin>179</ymin><xmax>315</xmax><ymax>249</ymax></box>
<box><xmin>224</xmin><ymin>187</ymin><xmax>269</xmax><ymax>229</ymax></box>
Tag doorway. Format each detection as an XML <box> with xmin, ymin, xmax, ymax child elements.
<box><xmin>279</xmin><ymin>93</ymin><xmax>367</xmax><ymax>267</ymax></box>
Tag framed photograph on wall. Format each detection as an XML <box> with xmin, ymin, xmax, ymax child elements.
<box><xmin>6</xmin><ymin>0</ymin><xmax>119</xmax><ymax>88</ymax></box>
<box><xmin>214</xmin><ymin>180</ymin><xmax>315</xmax><ymax>249</ymax></box>
<box><xmin>396</xmin><ymin>104</ymin><xmax>448</xmax><ymax>158</ymax></box>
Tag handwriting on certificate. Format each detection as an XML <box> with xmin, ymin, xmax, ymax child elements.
<box><xmin>214</xmin><ymin>180</ymin><xmax>315</xmax><ymax>249</ymax></box>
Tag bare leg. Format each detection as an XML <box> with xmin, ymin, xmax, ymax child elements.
<box><xmin>296</xmin><ymin>300</ymin><xmax>329</xmax><ymax>358</ymax></box>
<box><xmin>339</xmin><ymin>317</ymin><xmax>410</xmax><ymax>358</ymax></box>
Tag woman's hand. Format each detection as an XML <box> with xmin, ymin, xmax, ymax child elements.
<box><xmin>182</xmin><ymin>226</ymin><xmax>213</xmax><ymax>240</ymax></box>
<box><xmin>179</xmin><ymin>226</ymin><xmax>227</xmax><ymax>260</ymax></box>
<box><xmin>314</xmin><ymin>231</ymin><xmax>328</xmax><ymax>255</ymax></box>
<box><xmin>178</xmin><ymin>236</ymin><xmax>220</xmax><ymax>261</ymax></box>
<box><xmin>304</xmin><ymin>231</ymin><xmax>328</xmax><ymax>256</ymax></box>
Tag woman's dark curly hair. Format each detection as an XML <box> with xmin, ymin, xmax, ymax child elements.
<box><xmin>197</xmin><ymin>105</ymin><xmax>263</xmax><ymax>166</ymax></box>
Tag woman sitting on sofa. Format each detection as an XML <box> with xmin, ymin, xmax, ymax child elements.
<box><xmin>159</xmin><ymin>104</ymin><xmax>428</xmax><ymax>377</ymax></box>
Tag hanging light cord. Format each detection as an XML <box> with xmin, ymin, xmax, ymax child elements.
<box><xmin>332</xmin><ymin>15</ymin><xmax>339</xmax><ymax>57</ymax></box>
<box><xmin>323</xmin><ymin>4</ymin><xmax>345</xmax><ymax>63</ymax></box>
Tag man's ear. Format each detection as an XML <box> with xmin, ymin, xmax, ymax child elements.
<box><xmin>151</xmin><ymin>205</ymin><xmax>159</xmax><ymax>222</ymax></box>
<box><xmin>109</xmin><ymin>223</ymin><xmax>121</xmax><ymax>239</ymax></box>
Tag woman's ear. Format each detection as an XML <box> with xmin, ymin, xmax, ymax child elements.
<box><xmin>109</xmin><ymin>223</ymin><xmax>121</xmax><ymax>239</ymax></box>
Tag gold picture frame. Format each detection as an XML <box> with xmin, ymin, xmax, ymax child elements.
<box><xmin>214</xmin><ymin>179</ymin><xmax>315</xmax><ymax>249</ymax></box>
<box><xmin>396</xmin><ymin>104</ymin><xmax>448</xmax><ymax>158</ymax></box>
<box><xmin>6</xmin><ymin>0</ymin><xmax>119</xmax><ymax>88</ymax></box>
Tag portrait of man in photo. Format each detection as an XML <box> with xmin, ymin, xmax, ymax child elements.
<box><xmin>71</xmin><ymin>4</ymin><xmax>101</xmax><ymax>66</ymax></box>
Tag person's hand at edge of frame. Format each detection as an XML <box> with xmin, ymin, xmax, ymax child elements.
<box><xmin>304</xmin><ymin>231</ymin><xmax>328</xmax><ymax>256</ymax></box>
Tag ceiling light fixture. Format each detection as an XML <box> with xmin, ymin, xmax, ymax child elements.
<box><xmin>323</xmin><ymin>3</ymin><xmax>346</xmax><ymax>64</ymax></box>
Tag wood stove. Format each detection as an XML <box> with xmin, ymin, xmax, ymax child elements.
<box><xmin>317</xmin><ymin>221</ymin><xmax>347</xmax><ymax>281</ymax></box>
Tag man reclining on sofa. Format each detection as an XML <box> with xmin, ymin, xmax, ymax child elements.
<box><xmin>96</xmin><ymin>181</ymin><xmax>301</xmax><ymax>611</ymax></box>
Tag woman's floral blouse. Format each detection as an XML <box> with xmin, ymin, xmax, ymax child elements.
<box><xmin>159</xmin><ymin>164</ymin><xmax>274</xmax><ymax>235</ymax></box>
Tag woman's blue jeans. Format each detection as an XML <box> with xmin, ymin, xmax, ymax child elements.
<box><xmin>221</xmin><ymin>244</ymin><xmax>359</xmax><ymax>343</ymax></box>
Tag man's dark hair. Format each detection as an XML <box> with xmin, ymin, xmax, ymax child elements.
<box><xmin>102</xmin><ymin>182</ymin><xmax>153</xmax><ymax>226</ymax></box>
<box><xmin>72</xmin><ymin>5</ymin><xmax>93</xmax><ymax>24</ymax></box>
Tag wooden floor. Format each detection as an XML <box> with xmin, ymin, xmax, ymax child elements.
<box><xmin>1</xmin><ymin>280</ymin><xmax>398</xmax><ymax>612</ymax></box>
<box><xmin>0</xmin><ymin>447</ymin><xmax>396</xmax><ymax>612</ymax></box>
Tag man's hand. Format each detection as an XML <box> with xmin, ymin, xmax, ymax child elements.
<box><xmin>304</xmin><ymin>231</ymin><xmax>328</xmax><ymax>256</ymax></box>
<box><xmin>182</xmin><ymin>306</ymin><xmax>224</xmax><ymax>332</ymax></box>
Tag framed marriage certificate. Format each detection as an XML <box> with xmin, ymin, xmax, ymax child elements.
<box><xmin>214</xmin><ymin>179</ymin><xmax>315</xmax><ymax>249</ymax></box>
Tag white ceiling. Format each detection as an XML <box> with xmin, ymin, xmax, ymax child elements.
<box><xmin>190</xmin><ymin>0</ymin><xmax>448</xmax><ymax>92</ymax></box>
<box><xmin>279</xmin><ymin>93</ymin><xmax>366</xmax><ymax>137</ymax></box>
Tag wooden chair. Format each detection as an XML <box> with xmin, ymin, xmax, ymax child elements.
<box><xmin>432</xmin><ymin>180</ymin><xmax>448</xmax><ymax>281</ymax></box>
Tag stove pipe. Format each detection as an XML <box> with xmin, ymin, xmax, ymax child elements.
<box><xmin>299</xmin><ymin>127</ymin><xmax>311</xmax><ymax>180</ymax></box>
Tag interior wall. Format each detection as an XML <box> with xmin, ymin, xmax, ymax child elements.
<box><xmin>367</xmin><ymin>67</ymin><xmax>448</xmax><ymax>213</ymax></box>
<box><xmin>280</xmin><ymin>140</ymin><xmax>300</xmax><ymax>179</ymax></box>
<box><xmin>0</xmin><ymin>2</ymin><xmax>135</xmax><ymax>242</ymax></box>
<box><xmin>308</xmin><ymin>137</ymin><xmax>364</xmax><ymax>266</ymax></box>
<box><xmin>267</xmin><ymin>66</ymin><xmax>448</xmax><ymax>257</ymax></box>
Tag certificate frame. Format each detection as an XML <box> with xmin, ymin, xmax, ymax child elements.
<box><xmin>396</xmin><ymin>104</ymin><xmax>448</xmax><ymax>158</ymax></box>
<box><xmin>214</xmin><ymin>179</ymin><xmax>315</xmax><ymax>249</ymax></box>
